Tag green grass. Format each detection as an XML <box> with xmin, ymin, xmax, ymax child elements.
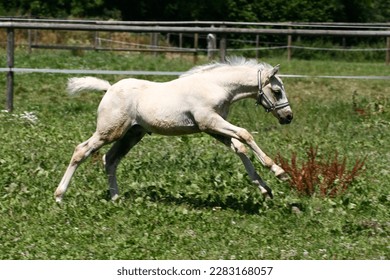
<box><xmin>0</xmin><ymin>50</ymin><xmax>389</xmax><ymax>259</ymax></box>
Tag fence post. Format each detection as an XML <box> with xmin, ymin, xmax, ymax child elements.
<box><xmin>207</xmin><ymin>33</ymin><xmax>216</xmax><ymax>60</ymax></box>
<box><xmin>193</xmin><ymin>32</ymin><xmax>199</xmax><ymax>64</ymax></box>
<box><xmin>6</xmin><ymin>27</ymin><xmax>15</xmax><ymax>112</ymax></box>
<box><xmin>386</xmin><ymin>36</ymin><xmax>390</xmax><ymax>65</ymax></box>
<box><xmin>219</xmin><ymin>25</ymin><xmax>227</xmax><ymax>62</ymax></box>
<box><xmin>220</xmin><ymin>35</ymin><xmax>226</xmax><ymax>62</ymax></box>
<box><xmin>166</xmin><ymin>33</ymin><xmax>171</xmax><ymax>46</ymax></box>
<box><xmin>256</xmin><ymin>35</ymin><xmax>260</xmax><ymax>59</ymax></box>
<box><xmin>28</xmin><ymin>29</ymin><xmax>32</xmax><ymax>54</ymax></box>
<box><xmin>179</xmin><ymin>33</ymin><xmax>183</xmax><ymax>58</ymax></box>
<box><xmin>94</xmin><ymin>31</ymin><xmax>99</xmax><ymax>51</ymax></box>
<box><xmin>287</xmin><ymin>26</ymin><xmax>292</xmax><ymax>61</ymax></box>
<box><xmin>150</xmin><ymin>31</ymin><xmax>159</xmax><ymax>56</ymax></box>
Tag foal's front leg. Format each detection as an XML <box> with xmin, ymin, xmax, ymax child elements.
<box><xmin>208</xmin><ymin>133</ymin><xmax>273</xmax><ymax>198</ymax></box>
<box><xmin>201</xmin><ymin>114</ymin><xmax>287</xmax><ymax>179</ymax></box>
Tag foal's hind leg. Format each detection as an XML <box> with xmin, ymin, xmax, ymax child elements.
<box><xmin>103</xmin><ymin>125</ymin><xmax>146</xmax><ymax>200</ymax></box>
<box><xmin>208</xmin><ymin>133</ymin><xmax>273</xmax><ymax>198</ymax></box>
<box><xmin>55</xmin><ymin>132</ymin><xmax>107</xmax><ymax>202</ymax></box>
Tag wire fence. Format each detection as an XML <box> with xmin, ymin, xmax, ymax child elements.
<box><xmin>94</xmin><ymin>36</ymin><xmax>389</xmax><ymax>53</ymax></box>
<box><xmin>1</xmin><ymin>67</ymin><xmax>389</xmax><ymax>80</ymax></box>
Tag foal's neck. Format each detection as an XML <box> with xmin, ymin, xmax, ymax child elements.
<box><xmin>222</xmin><ymin>67</ymin><xmax>258</xmax><ymax>103</ymax></box>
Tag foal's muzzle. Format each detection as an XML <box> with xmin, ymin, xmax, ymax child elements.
<box><xmin>279</xmin><ymin>112</ymin><xmax>293</xmax><ymax>124</ymax></box>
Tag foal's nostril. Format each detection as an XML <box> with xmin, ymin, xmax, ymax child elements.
<box><xmin>279</xmin><ymin>113</ymin><xmax>293</xmax><ymax>125</ymax></box>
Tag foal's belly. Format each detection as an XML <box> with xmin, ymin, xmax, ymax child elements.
<box><xmin>138</xmin><ymin>116</ymin><xmax>201</xmax><ymax>136</ymax></box>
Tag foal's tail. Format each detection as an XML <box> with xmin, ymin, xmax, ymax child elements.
<box><xmin>67</xmin><ymin>77</ymin><xmax>111</xmax><ymax>95</ymax></box>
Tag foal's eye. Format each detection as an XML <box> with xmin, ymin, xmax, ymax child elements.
<box><xmin>271</xmin><ymin>85</ymin><xmax>281</xmax><ymax>93</ymax></box>
<box><xmin>273</xmin><ymin>88</ymin><xmax>282</xmax><ymax>96</ymax></box>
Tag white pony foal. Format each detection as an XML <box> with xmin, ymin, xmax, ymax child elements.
<box><xmin>55</xmin><ymin>58</ymin><xmax>293</xmax><ymax>202</ymax></box>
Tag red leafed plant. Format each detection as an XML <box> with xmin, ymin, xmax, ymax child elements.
<box><xmin>276</xmin><ymin>146</ymin><xmax>366</xmax><ymax>197</ymax></box>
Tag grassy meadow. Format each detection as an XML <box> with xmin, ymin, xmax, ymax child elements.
<box><xmin>0</xmin><ymin>49</ymin><xmax>389</xmax><ymax>259</ymax></box>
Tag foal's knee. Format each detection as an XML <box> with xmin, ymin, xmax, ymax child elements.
<box><xmin>236</xmin><ymin>128</ymin><xmax>254</xmax><ymax>143</ymax></box>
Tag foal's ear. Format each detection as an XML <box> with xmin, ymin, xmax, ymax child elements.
<box><xmin>270</xmin><ymin>64</ymin><xmax>280</xmax><ymax>77</ymax></box>
<box><xmin>263</xmin><ymin>64</ymin><xmax>280</xmax><ymax>85</ymax></box>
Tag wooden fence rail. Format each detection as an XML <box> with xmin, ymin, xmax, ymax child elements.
<box><xmin>1</xmin><ymin>18</ymin><xmax>389</xmax><ymax>28</ymax></box>
<box><xmin>2</xmin><ymin>21</ymin><xmax>390</xmax><ymax>36</ymax></box>
<box><xmin>1</xmin><ymin>19</ymin><xmax>390</xmax><ymax>111</ymax></box>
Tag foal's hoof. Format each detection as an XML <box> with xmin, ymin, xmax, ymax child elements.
<box><xmin>111</xmin><ymin>194</ymin><xmax>119</xmax><ymax>201</ymax></box>
<box><xmin>259</xmin><ymin>185</ymin><xmax>274</xmax><ymax>199</ymax></box>
<box><xmin>272</xmin><ymin>164</ymin><xmax>289</xmax><ymax>181</ymax></box>
<box><xmin>54</xmin><ymin>190</ymin><xmax>63</xmax><ymax>203</ymax></box>
<box><xmin>102</xmin><ymin>154</ymin><xmax>106</xmax><ymax>167</ymax></box>
<box><xmin>276</xmin><ymin>171</ymin><xmax>290</xmax><ymax>181</ymax></box>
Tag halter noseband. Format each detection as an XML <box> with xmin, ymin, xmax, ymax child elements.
<box><xmin>256</xmin><ymin>70</ymin><xmax>290</xmax><ymax>112</ymax></box>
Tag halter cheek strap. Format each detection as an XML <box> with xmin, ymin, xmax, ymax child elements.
<box><xmin>256</xmin><ymin>70</ymin><xmax>290</xmax><ymax>112</ymax></box>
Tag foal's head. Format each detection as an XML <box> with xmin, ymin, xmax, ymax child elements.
<box><xmin>257</xmin><ymin>65</ymin><xmax>293</xmax><ymax>124</ymax></box>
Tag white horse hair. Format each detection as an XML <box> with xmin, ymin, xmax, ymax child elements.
<box><xmin>55</xmin><ymin>57</ymin><xmax>293</xmax><ymax>202</ymax></box>
<box><xmin>67</xmin><ymin>76</ymin><xmax>111</xmax><ymax>94</ymax></box>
